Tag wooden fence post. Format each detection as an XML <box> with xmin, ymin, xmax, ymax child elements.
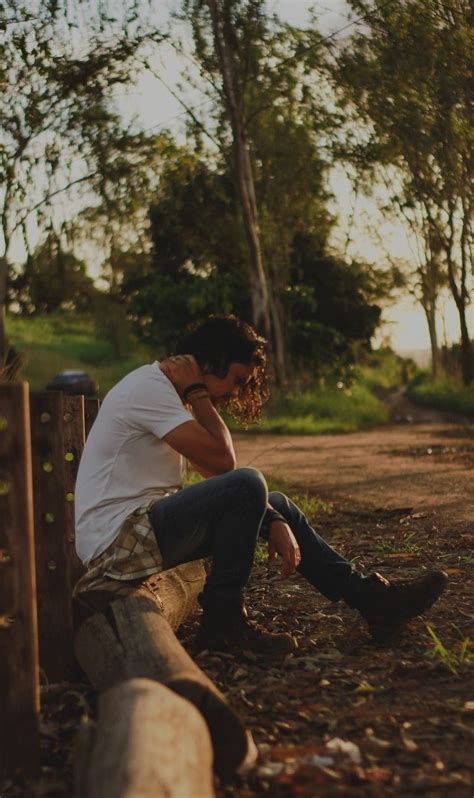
<box><xmin>85</xmin><ymin>398</ymin><xmax>100</xmax><ymax>439</ymax></box>
<box><xmin>0</xmin><ymin>383</ymin><xmax>39</xmax><ymax>778</ymax></box>
<box><xmin>30</xmin><ymin>392</ymin><xmax>74</xmax><ymax>682</ymax></box>
<box><xmin>63</xmin><ymin>395</ymin><xmax>86</xmax><ymax>591</ymax></box>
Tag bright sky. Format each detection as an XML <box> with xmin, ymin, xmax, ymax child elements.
<box><xmin>115</xmin><ymin>0</ymin><xmax>471</xmax><ymax>356</ymax></box>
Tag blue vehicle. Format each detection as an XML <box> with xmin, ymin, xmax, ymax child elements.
<box><xmin>46</xmin><ymin>370</ymin><xmax>98</xmax><ymax>396</ymax></box>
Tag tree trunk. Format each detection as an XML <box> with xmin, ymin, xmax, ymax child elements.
<box><xmin>445</xmin><ymin>211</ymin><xmax>473</xmax><ymax>385</ymax></box>
<box><xmin>74</xmin><ymin>565</ymin><xmax>255</xmax><ymax>780</ymax></box>
<box><xmin>268</xmin><ymin>285</ymin><xmax>288</xmax><ymax>386</ymax></box>
<box><xmin>423</xmin><ymin>302</ymin><xmax>439</xmax><ymax>380</ymax></box>
<box><xmin>445</xmin><ymin>263</ymin><xmax>473</xmax><ymax>385</ymax></box>
<box><xmin>74</xmin><ymin>678</ymin><xmax>215</xmax><ymax>798</ymax></box>
<box><xmin>458</xmin><ymin>309</ymin><xmax>473</xmax><ymax>386</ymax></box>
<box><xmin>0</xmin><ymin>258</ymin><xmax>7</xmax><ymax>370</ymax></box>
<box><xmin>205</xmin><ymin>0</ymin><xmax>286</xmax><ymax>381</ymax></box>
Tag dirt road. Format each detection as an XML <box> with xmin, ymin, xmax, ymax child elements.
<box><xmin>234</xmin><ymin>412</ymin><xmax>474</xmax><ymax>530</ymax></box>
<box><xmin>221</xmin><ymin>404</ymin><xmax>474</xmax><ymax>797</ymax></box>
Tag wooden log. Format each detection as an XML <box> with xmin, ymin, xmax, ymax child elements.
<box><xmin>74</xmin><ymin>564</ymin><xmax>254</xmax><ymax>780</ymax></box>
<box><xmin>74</xmin><ymin>678</ymin><xmax>215</xmax><ymax>798</ymax></box>
<box><xmin>0</xmin><ymin>383</ymin><xmax>39</xmax><ymax>777</ymax></box>
<box><xmin>30</xmin><ymin>391</ymin><xmax>74</xmax><ymax>681</ymax></box>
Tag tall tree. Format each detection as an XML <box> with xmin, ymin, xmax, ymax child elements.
<box><xmin>7</xmin><ymin>231</ymin><xmax>96</xmax><ymax>314</ymax></box>
<box><xmin>0</xmin><ymin>0</ymin><xmax>164</xmax><ymax>370</ymax></box>
<box><xmin>181</xmin><ymin>0</ymin><xmax>274</xmax><ymax>371</ymax></box>
<box><xmin>332</xmin><ymin>0</ymin><xmax>473</xmax><ymax>382</ymax></box>
<box><xmin>129</xmin><ymin>144</ymin><xmax>381</xmax><ymax>374</ymax></box>
<box><xmin>179</xmin><ymin>0</ymin><xmax>335</xmax><ymax>381</ymax></box>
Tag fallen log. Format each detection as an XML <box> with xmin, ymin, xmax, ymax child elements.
<box><xmin>74</xmin><ymin>562</ymin><xmax>255</xmax><ymax>779</ymax></box>
<box><xmin>75</xmin><ymin>678</ymin><xmax>215</xmax><ymax>798</ymax></box>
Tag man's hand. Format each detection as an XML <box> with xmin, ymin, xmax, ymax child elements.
<box><xmin>160</xmin><ymin>354</ymin><xmax>203</xmax><ymax>399</ymax></box>
<box><xmin>268</xmin><ymin>520</ymin><xmax>301</xmax><ymax>579</ymax></box>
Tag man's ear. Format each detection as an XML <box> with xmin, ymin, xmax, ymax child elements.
<box><xmin>201</xmin><ymin>360</ymin><xmax>229</xmax><ymax>378</ymax></box>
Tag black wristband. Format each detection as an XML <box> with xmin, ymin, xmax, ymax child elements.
<box><xmin>183</xmin><ymin>382</ymin><xmax>208</xmax><ymax>402</ymax></box>
<box><xmin>259</xmin><ymin>507</ymin><xmax>287</xmax><ymax>540</ymax></box>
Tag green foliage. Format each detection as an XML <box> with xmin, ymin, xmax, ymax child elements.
<box><xmin>137</xmin><ymin>148</ymin><xmax>382</xmax><ymax>370</ymax></box>
<box><xmin>375</xmin><ymin>531</ymin><xmax>422</xmax><ymax>555</ymax></box>
<box><xmin>0</xmin><ymin>0</ymin><xmax>166</xmax><ymax>362</ymax></box>
<box><xmin>6</xmin><ymin>312</ymin><xmax>153</xmax><ymax>397</ymax></box>
<box><xmin>358</xmin><ymin>348</ymin><xmax>417</xmax><ymax>390</ymax></box>
<box><xmin>159</xmin><ymin>2</ymin><xmax>385</xmax><ymax>378</ymax></box>
<box><xmin>255</xmin><ymin>381</ymin><xmax>388</xmax><ymax>434</ymax></box>
<box><xmin>407</xmin><ymin>373</ymin><xmax>474</xmax><ymax>418</ymax></box>
<box><xmin>286</xmin><ymin>234</ymin><xmax>383</xmax><ymax>375</ymax></box>
<box><xmin>8</xmin><ymin>234</ymin><xmax>97</xmax><ymax>314</ymax></box>
<box><xmin>334</xmin><ymin>0</ymin><xmax>473</xmax><ymax>383</ymax></box>
<box><xmin>425</xmin><ymin>625</ymin><xmax>474</xmax><ymax>676</ymax></box>
<box><xmin>91</xmin><ymin>294</ymin><xmax>132</xmax><ymax>358</ymax></box>
<box><xmin>265</xmin><ymin>476</ymin><xmax>332</xmax><ymax>519</ymax></box>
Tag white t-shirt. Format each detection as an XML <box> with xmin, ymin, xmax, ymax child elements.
<box><xmin>75</xmin><ymin>362</ymin><xmax>194</xmax><ymax>565</ymax></box>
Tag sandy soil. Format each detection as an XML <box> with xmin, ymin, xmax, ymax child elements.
<box><xmin>234</xmin><ymin>403</ymin><xmax>474</xmax><ymax>531</ymax></box>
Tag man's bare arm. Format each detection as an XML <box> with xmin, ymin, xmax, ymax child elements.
<box><xmin>161</xmin><ymin>356</ymin><xmax>236</xmax><ymax>475</ymax></box>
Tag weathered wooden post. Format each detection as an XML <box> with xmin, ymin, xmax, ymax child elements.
<box><xmin>84</xmin><ymin>398</ymin><xmax>100</xmax><ymax>438</ymax></box>
<box><xmin>63</xmin><ymin>395</ymin><xmax>86</xmax><ymax>590</ymax></box>
<box><xmin>30</xmin><ymin>391</ymin><xmax>74</xmax><ymax>681</ymax></box>
<box><xmin>0</xmin><ymin>383</ymin><xmax>39</xmax><ymax>777</ymax></box>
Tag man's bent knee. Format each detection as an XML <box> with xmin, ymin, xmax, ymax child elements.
<box><xmin>230</xmin><ymin>467</ymin><xmax>268</xmax><ymax>506</ymax></box>
<box><xmin>268</xmin><ymin>490</ymin><xmax>290</xmax><ymax>515</ymax></box>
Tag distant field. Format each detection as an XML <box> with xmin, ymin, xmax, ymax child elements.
<box><xmin>253</xmin><ymin>381</ymin><xmax>389</xmax><ymax>434</ymax></box>
<box><xmin>6</xmin><ymin>312</ymin><xmax>156</xmax><ymax>397</ymax></box>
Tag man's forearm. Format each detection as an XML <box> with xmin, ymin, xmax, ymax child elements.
<box><xmin>189</xmin><ymin>395</ymin><xmax>236</xmax><ymax>466</ymax></box>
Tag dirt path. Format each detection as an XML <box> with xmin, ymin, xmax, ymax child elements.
<box><xmin>207</xmin><ymin>401</ymin><xmax>473</xmax><ymax>797</ymax></box>
<box><xmin>234</xmin><ymin>408</ymin><xmax>474</xmax><ymax>531</ymax></box>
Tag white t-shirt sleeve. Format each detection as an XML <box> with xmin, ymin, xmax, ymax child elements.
<box><xmin>126</xmin><ymin>370</ymin><xmax>194</xmax><ymax>439</ymax></box>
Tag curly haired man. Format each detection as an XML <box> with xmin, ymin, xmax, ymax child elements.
<box><xmin>74</xmin><ymin>315</ymin><xmax>446</xmax><ymax>654</ymax></box>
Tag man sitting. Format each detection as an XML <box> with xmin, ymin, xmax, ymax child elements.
<box><xmin>74</xmin><ymin>315</ymin><xmax>446</xmax><ymax>653</ymax></box>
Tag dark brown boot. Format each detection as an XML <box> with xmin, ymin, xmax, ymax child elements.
<box><xmin>351</xmin><ymin>570</ymin><xmax>447</xmax><ymax>643</ymax></box>
<box><xmin>195</xmin><ymin>595</ymin><xmax>297</xmax><ymax>657</ymax></box>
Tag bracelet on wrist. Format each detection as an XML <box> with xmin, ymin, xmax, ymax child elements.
<box><xmin>187</xmin><ymin>390</ymin><xmax>210</xmax><ymax>403</ymax></box>
<box><xmin>259</xmin><ymin>507</ymin><xmax>287</xmax><ymax>540</ymax></box>
<box><xmin>183</xmin><ymin>382</ymin><xmax>208</xmax><ymax>402</ymax></box>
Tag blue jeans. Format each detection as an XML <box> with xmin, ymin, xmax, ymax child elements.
<box><xmin>148</xmin><ymin>467</ymin><xmax>364</xmax><ymax>606</ymax></box>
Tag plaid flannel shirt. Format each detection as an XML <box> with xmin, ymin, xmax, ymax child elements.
<box><xmin>73</xmin><ymin>500</ymin><xmax>168</xmax><ymax>599</ymax></box>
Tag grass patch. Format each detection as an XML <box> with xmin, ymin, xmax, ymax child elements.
<box><xmin>265</xmin><ymin>475</ymin><xmax>332</xmax><ymax>519</ymax></box>
<box><xmin>255</xmin><ymin>382</ymin><xmax>388</xmax><ymax>435</ymax></box>
<box><xmin>425</xmin><ymin>625</ymin><xmax>474</xmax><ymax>675</ymax></box>
<box><xmin>358</xmin><ymin>347</ymin><xmax>417</xmax><ymax>391</ymax></box>
<box><xmin>407</xmin><ymin>373</ymin><xmax>474</xmax><ymax>418</ymax></box>
<box><xmin>375</xmin><ymin>531</ymin><xmax>423</xmax><ymax>555</ymax></box>
<box><xmin>6</xmin><ymin>312</ymin><xmax>154</xmax><ymax>398</ymax></box>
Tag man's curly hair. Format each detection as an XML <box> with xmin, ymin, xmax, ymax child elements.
<box><xmin>175</xmin><ymin>315</ymin><xmax>270</xmax><ymax>424</ymax></box>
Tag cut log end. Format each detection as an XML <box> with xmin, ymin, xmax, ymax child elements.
<box><xmin>75</xmin><ymin>678</ymin><xmax>215</xmax><ymax>798</ymax></box>
<box><xmin>74</xmin><ymin>562</ymin><xmax>254</xmax><ymax>780</ymax></box>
